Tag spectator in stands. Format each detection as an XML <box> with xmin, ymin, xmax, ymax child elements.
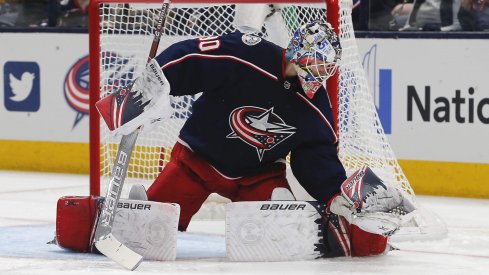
<box><xmin>57</xmin><ymin>0</ymin><xmax>89</xmax><ymax>27</ymax></box>
<box><xmin>0</xmin><ymin>0</ymin><xmax>18</xmax><ymax>27</ymax></box>
<box><xmin>351</xmin><ymin>0</ymin><xmax>360</xmax><ymax>29</ymax></box>
<box><xmin>400</xmin><ymin>0</ymin><xmax>462</xmax><ymax>30</ymax></box>
<box><xmin>369</xmin><ymin>0</ymin><xmax>403</xmax><ymax>30</ymax></box>
<box><xmin>458</xmin><ymin>0</ymin><xmax>489</xmax><ymax>30</ymax></box>
<box><xmin>391</xmin><ymin>0</ymin><xmax>415</xmax><ymax>29</ymax></box>
<box><xmin>355</xmin><ymin>0</ymin><xmax>411</xmax><ymax>30</ymax></box>
<box><xmin>400</xmin><ymin>0</ymin><xmax>442</xmax><ymax>30</ymax></box>
<box><xmin>440</xmin><ymin>0</ymin><xmax>462</xmax><ymax>30</ymax></box>
<box><xmin>353</xmin><ymin>0</ymin><xmax>417</xmax><ymax>30</ymax></box>
<box><xmin>0</xmin><ymin>0</ymin><xmax>49</xmax><ymax>27</ymax></box>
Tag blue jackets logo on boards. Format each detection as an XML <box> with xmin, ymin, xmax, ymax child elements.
<box><xmin>4</xmin><ymin>61</ymin><xmax>40</xmax><ymax>112</ymax></box>
<box><xmin>64</xmin><ymin>55</ymin><xmax>90</xmax><ymax>128</ymax></box>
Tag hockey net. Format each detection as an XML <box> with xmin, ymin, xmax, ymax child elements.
<box><xmin>89</xmin><ymin>0</ymin><xmax>447</xmax><ymax>240</ymax></box>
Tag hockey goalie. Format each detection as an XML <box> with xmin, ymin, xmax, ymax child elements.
<box><xmin>55</xmin><ymin>21</ymin><xmax>415</xmax><ymax>262</ymax></box>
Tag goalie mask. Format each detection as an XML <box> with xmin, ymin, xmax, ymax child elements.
<box><xmin>285</xmin><ymin>21</ymin><xmax>342</xmax><ymax>99</ymax></box>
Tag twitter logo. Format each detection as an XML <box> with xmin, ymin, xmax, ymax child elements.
<box><xmin>4</xmin><ymin>61</ymin><xmax>40</xmax><ymax>112</ymax></box>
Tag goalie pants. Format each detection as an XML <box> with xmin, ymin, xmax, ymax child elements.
<box><xmin>147</xmin><ymin>142</ymin><xmax>290</xmax><ymax>231</ymax></box>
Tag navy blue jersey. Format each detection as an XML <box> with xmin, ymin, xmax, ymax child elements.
<box><xmin>155</xmin><ymin>32</ymin><xmax>346</xmax><ymax>203</ymax></box>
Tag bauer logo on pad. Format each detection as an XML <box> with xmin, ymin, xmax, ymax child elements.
<box><xmin>4</xmin><ymin>61</ymin><xmax>40</xmax><ymax>112</ymax></box>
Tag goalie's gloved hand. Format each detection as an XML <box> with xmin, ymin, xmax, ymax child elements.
<box><xmin>96</xmin><ymin>58</ymin><xmax>173</xmax><ymax>136</ymax></box>
<box><xmin>328</xmin><ymin>165</ymin><xmax>416</xmax><ymax>236</ymax></box>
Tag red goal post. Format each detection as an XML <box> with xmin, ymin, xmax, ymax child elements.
<box><xmin>88</xmin><ymin>0</ymin><xmax>447</xmax><ymax>240</ymax></box>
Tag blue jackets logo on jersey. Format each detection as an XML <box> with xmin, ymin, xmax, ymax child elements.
<box><xmin>227</xmin><ymin>106</ymin><xmax>296</xmax><ymax>161</ymax></box>
<box><xmin>4</xmin><ymin>61</ymin><xmax>40</xmax><ymax>112</ymax></box>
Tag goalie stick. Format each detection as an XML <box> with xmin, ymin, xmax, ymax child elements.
<box><xmin>92</xmin><ymin>130</ymin><xmax>142</xmax><ymax>270</ymax></box>
<box><xmin>92</xmin><ymin>0</ymin><xmax>171</xmax><ymax>270</ymax></box>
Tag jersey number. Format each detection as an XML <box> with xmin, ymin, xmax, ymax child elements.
<box><xmin>198</xmin><ymin>36</ymin><xmax>221</xmax><ymax>52</ymax></box>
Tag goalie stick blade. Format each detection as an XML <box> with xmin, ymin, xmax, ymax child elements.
<box><xmin>95</xmin><ymin>233</ymin><xmax>143</xmax><ymax>271</ymax></box>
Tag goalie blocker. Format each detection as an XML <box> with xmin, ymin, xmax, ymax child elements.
<box><xmin>95</xmin><ymin>58</ymin><xmax>173</xmax><ymax>136</ymax></box>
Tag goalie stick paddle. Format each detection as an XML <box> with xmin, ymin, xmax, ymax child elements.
<box><xmin>92</xmin><ymin>0</ymin><xmax>171</xmax><ymax>270</ymax></box>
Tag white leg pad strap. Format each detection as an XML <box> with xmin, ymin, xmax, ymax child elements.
<box><xmin>226</xmin><ymin>201</ymin><xmax>323</xmax><ymax>261</ymax></box>
<box><xmin>112</xmin><ymin>199</ymin><xmax>180</xmax><ymax>261</ymax></box>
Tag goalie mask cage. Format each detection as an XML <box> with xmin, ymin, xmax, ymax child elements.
<box><xmin>89</xmin><ymin>0</ymin><xmax>447</xmax><ymax>240</ymax></box>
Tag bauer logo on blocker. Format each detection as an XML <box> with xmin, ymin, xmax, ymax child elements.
<box><xmin>4</xmin><ymin>61</ymin><xmax>40</xmax><ymax>112</ymax></box>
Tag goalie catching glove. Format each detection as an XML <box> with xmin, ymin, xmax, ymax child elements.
<box><xmin>96</xmin><ymin>58</ymin><xmax>173</xmax><ymax>135</ymax></box>
<box><xmin>328</xmin><ymin>165</ymin><xmax>417</xmax><ymax>236</ymax></box>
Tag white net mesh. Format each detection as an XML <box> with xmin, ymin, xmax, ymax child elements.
<box><xmin>335</xmin><ymin>1</ymin><xmax>413</xmax><ymax>196</ymax></box>
<box><xmin>92</xmin><ymin>0</ymin><xmax>446</xmax><ymax>238</ymax></box>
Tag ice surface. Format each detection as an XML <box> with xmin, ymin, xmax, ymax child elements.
<box><xmin>1</xmin><ymin>171</ymin><xmax>488</xmax><ymax>274</ymax></box>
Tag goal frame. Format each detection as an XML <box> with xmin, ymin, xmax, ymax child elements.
<box><xmin>88</xmin><ymin>0</ymin><xmax>340</xmax><ymax>196</ymax></box>
<box><xmin>88</xmin><ymin>0</ymin><xmax>449</xmax><ymax>240</ymax></box>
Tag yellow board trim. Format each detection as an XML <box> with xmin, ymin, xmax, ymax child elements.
<box><xmin>1</xmin><ymin>140</ymin><xmax>488</xmax><ymax>198</ymax></box>
<box><xmin>0</xmin><ymin>140</ymin><xmax>89</xmax><ymax>174</ymax></box>
<box><xmin>399</xmin><ymin>160</ymin><xmax>489</xmax><ymax>199</ymax></box>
